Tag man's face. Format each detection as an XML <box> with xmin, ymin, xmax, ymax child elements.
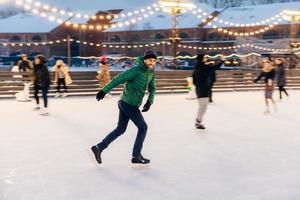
<box><xmin>22</xmin><ymin>56</ymin><xmax>27</xmax><ymax>61</ymax></box>
<box><xmin>144</xmin><ymin>58</ymin><xmax>157</xmax><ymax>69</ymax></box>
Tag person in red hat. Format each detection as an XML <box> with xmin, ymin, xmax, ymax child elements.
<box><xmin>96</xmin><ymin>57</ymin><xmax>111</xmax><ymax>97</ymax></box>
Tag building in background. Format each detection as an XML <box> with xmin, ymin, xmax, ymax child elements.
<box><xmin>0</xmin><ymin>0</ymin><xmax>299</xmax><ymax>67</ymax></box>
<box><xmin>104</xmin><ymin>2</ymin><xmax>300</xmax><ymax>57</ymax></box>
<box><xmin>198</xmin><ymin>0</ymin><xmax>300</xmax><ymax>8</ymax></box>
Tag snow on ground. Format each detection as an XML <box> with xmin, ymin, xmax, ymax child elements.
<box><xmin>1</xmin><ymin>91</ymin><xmax>300</xmax><ymax>200</ymax></box>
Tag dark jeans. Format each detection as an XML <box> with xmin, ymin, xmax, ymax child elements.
<box><xmin>208</xmin><ymin>81</ymin><xmax>215</xmax><ymax>102</ymax></box>
<box><xmin>279</xmin><ymin>85</ymin><xmax>288</xmax><ymax>99</ymax></box>
<box><xmin>97</xmin><ymin>100</ymin><xmax>148</xmax><ymax>157</ymax></box>
<box><xmin>34</xmin><ymin>85</ymin><xmax>49</xmax><ymax>108</ymax></box>
<box><xmin>57</xmin><ymin>78</ymin><xmax>67</xmax><ymax>93</ymax></box>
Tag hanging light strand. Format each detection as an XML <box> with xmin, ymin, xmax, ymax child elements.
<box><xmin>2</xmin><ymin>38</ymin><xmax>300</xmax><ymax>53</ymax></box>
<box><xmin>191</xmin><ymin>5</ymin><xmax>286</xmax><ymax>28</ymax></box>
<box><xmin>14</xmin><ymin>0</ymin><xmax>162</xmax><ymax>31</ymax></box>
<box><xmin>189</xmin><ymin>8</ymin><xmax>285</xmax><ymax>36</ymax></box>
<box><xmin>16</xmin><ymin>0</ymin><xmax>162</xmax><ymax>21</ymax></box>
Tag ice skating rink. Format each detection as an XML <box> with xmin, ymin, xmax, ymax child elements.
<box><xmin>1</xmin><ymin>91</ymin><xmax>300</xmax><ymax>200</ymax></box>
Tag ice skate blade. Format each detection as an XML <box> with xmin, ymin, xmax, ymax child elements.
<box><xmin>40</xmin><ymin>113</ymin><xmax>49</xmax><ymax>116</ymax></box>
<box><xmin>195</xmin><ymin>125</ymin><xmax>206</xmax><ymax>130</ymax></box>
<box><xmin>86</xmin><ymin>148</ymin><xmax>101</xmax><ymax>167</ymax></box>
<box><xmin>131</xmin><ymin>163</ymin><xmax>150</xmax><ymax>168</ymax></box>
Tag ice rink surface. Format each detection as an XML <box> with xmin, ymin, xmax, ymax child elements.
<box><xmin>1</xmin><ymin>91</ymin><xmax>300</xmax><ymax>200</ymax></box>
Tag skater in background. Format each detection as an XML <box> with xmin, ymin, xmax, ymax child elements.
<box><xmin>254</xmin><ymin>59</ymin><xmax>277</xmax><ymax>114</ymax></box>
<box><xmin>208</xmin><ymin>57</ymin><xmax>223</xmax><ymax>103</ymax></box>
<box><xmin>33</xmin><ymin>55</ymin><xmax>50</xmax><ymax>116</ymax></box>
<box><xmin>192</xmin><ymin>54</ymin><xmax>224</xmax><ymax>129</ymax></box>
<box><xmin>96</xmin><ymin>57</ymin><xmax>111</xmax><ymax>98</ymax></box>
<box><xmin>91</xmin><ymin>50</ymin><xmax>157</xmax><ymax>166</ymax></box>
<box><xmin>53</xmin><ymin>60</ymin><xmax>72</xmax><ymax>98</ymax></box>
<box><xmin>274</xmin><ymin>58</ymin><xmax>289</xmax><ymax>99</ymax></box>
<box><xmin>17</xmin><ymin>54</ymin><xmax>33</xmax><ymax>72</ymax></box>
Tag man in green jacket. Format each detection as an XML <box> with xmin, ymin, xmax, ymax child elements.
<box><xmin>91</xmin><ymin>50</ymin><xmax>157</xmax><ymax>166</ymax></box>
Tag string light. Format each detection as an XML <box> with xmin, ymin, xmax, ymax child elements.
<box><xmin>188</xmin><ymin>6</ymin><xmax>286</xmax><ymax>37</ymax></box>
<box><xmin>192</xmin><ymin>6</ymin><xmax>285</xmax><ymax>28</ymax></box>
<box><xmin>15</xmin><ymin>0</ymin><xmax>162</xmax><ymax>31</ymax></box>
<box><xmin>213</xmin><ymin>18</ymin><xmax>283</xmax><ymax>36</ymax></box>
<box><xmin>16</xmin><ymin>0</ymin><xmax>161</xmax><ymax>21</ymax></box>
<box><xmin>75</xmin><ymin>53</ymin><xmax>261</xmax><ymax>60</ymax></box>
<box><xmin>2</xmin><ymin>38</ymin><xmax>299</xmax><ymax>53</ymax></box>
<box><xmin>15</xmin><ymin>0</ymin><xmax>287</xmax><ymax>37</ymax></box>
<box><xmin>177</xmin><ymin>43</ymin><xmax>300</xmax><ymax>53</ymax></box>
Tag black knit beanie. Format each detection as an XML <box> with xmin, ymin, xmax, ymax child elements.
<box><xmin>196</xmin><ymin>54</ymin><xmax>204</xmax><ymax>62</ymax></box>
<box><xmin>143</xmin><ymin>50</ymin><xmax>157</xmax><ymax>60</ymax></box>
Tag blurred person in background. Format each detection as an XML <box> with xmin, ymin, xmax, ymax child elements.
<box><xmin>274</xmin><ymin>58</ymin><xmax>289</xmax><ymax>100</ymax></box>
<box><xmin>254</xmin><ymin>58</ymin><xmax>277</xmax><ymax>114</ymax></box>
<box><xmin>208</xmin><ymin>57</ymin><xmax>223</xmax><ymax>103</ymax></box>
<box><xmin>53</xmin><ymin>60</ymin><xmax>72</xmax><ymax>98</ymax></box>
<box><xmin>96</xmin><ymin>57</ymin><xmax>111</xmax><ymax>98</ymax></box>
<box><xmin>192</xmin><ymin>54</ymin><xmax>224</xmax><ymax>130</ymax></box>
<box><xmin>33</xmin><ymin>55</ymin><xmax>50</xmax><ymax>116</ymax></box>
<box><xmin>17</xmin><ymin>54</ymin><xmax>33</xmax><ymax>72</ymax></box>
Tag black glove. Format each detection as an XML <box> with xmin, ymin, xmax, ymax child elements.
<box><xmin>142</xmin><ymin>101</ymin><xmax>152</xmax><ymax>112</ymax></box>
<box><xmin>96</xmin><ymin>90</ymin><xmax>106</xmax><ymax>101</ymax></box>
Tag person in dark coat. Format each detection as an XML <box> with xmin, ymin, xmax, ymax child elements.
<box><xmin>192</xmin><ymin>54</ymin><xmax>223</xmax><ymax>129</ymax></box>
<box><xmin>254</xmin><ymin>59</ymin><xmax>277</xmax><ymax>114</ymax></box>
<box><xmin>17</xmin><ymin>54</ymin><xmax>33</xmax><ymax>72</ymax></box>
<box><xmin>33</xmin><ymin>55</ymin><xmax>50</xmax><ymax>116</ymax></box>
<box><xmin>208</xmin><ymin>59</ymin><xmax>223</xmax><ymax>103</ymax></box>
<box><xmin>275</xmin><ymin>58</ymin><xmax>289</xmax><ymax>99</ymax></box>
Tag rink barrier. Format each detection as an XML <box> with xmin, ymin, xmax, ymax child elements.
<box><xmin>1</xmin><ymin>70</ymin><xmax>300</xmax><ymax>99</ymax></box>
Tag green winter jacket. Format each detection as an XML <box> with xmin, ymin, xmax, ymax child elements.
<box><xmin>102</xmin><ymin>56</ymin><xmax>156</xmax><ymax>107</ymax></box>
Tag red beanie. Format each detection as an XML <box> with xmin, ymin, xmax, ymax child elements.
<box><xmin>100</xmin><ymin>57</ymin><xmax>107</xmax><ymax>63</ymax></box>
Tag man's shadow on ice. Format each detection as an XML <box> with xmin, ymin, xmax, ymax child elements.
<box><xmin>93</xmin><ymin>166</ymin><xmax>165</xmax><ymax>189</ymax></box>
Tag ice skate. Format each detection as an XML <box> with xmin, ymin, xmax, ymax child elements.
<box><xmin>90</xmin><ymin>145</ymin><xmax>102</xmax><ymax>165</ymax></box>
<box><xmin>195</xmin><ymin>119</ymin><xmax>206</xmax><ymax>130</ymax></box>
<box><xmin>196</xmin><ymin>124</ymin><xmax>206</xmax><ymax>130</ymax></box>
<box><xmin>61</xmin><ymin>93</ymin><xmax>68</xmax><ymax>97</ymax></box>
<box><xmin>54</xmin><ymin>92</ymin><xmax>61</xmax><ymax>98</ymax></box>
<box><xmin>131</xmin><ymin>155</ymin><xmax>150</xmax><ymax>167</ymax></box>
<box><xmin>40</xmin><ymin>108</ymin><xmax>49</xmax><ymax>116</ymax></box>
